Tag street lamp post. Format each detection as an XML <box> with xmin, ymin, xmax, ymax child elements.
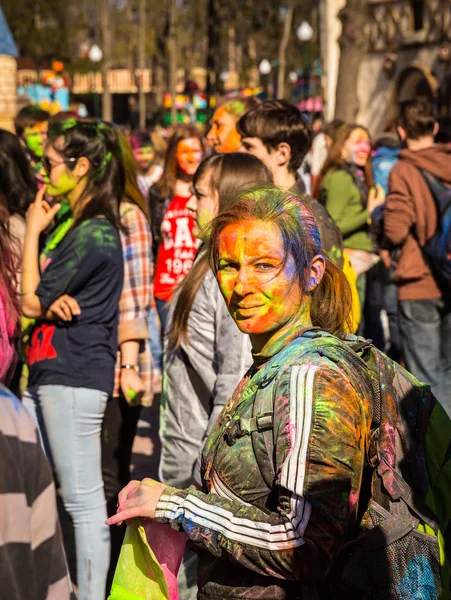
<box><xmin>259</xmin><ymin>59</ymin><xmax>272</xmax><ymax>99</ymax></box>
<box><xmin>296</xmin><ymin>21</ymin><xmax>313</xmax><ymax>73</ymax></box>
<box><xmin>89</xmin><ymin>44</ymin><xmax>103</xmax><ymax>118</ymax></box>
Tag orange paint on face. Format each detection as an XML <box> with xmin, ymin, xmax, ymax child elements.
<box><xmin>176</xmin><ymin>138</ymin><xmax>203</xmax><ymax>175</ymax></box>
<box><xmin>206</xmin><ymin>107</ymin><xmax>242</xmax><ymax>154</ymax></box>
<box><xmin>216</xmin><ymin>220</ymin><xmax>309</xmax><ymax>352</ymax></box>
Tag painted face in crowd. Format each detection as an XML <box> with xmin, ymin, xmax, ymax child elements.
<box><xmin>207</xmin><ymin>106</ymin><xmax>242</xmax><ymax>154</ymax></box>
<box><xmin>216</xmin><ymin>219</ymin><xmax>305</xmax><ymax>346</ymax></box>
<box><xmin>24</xmin><ymin>121</ymin><xmax>48</xmax><ymax>159</ymax></box>
<box><xmin>186</xmin><ymin>168</ymin><xmax>218</xmax><ymax>239</ymax></box>
<box><xmin>343</xmin><ymin>128</ymin><xmax>371</xmax><ymax>168</ymax></box>
<box><xmin>176</xmin><ymin>137</ymin><xmax>203</xmax><ymax>175</ymax></box>
<box><xmin>42</xmin><ymin>142</ymin><xmax>79</xmax><ymax>198</ymax></box>
<box><xmin>133</xmin><ymin>144</ymin><xmax>155</xmax><ymax>172</ymax></box>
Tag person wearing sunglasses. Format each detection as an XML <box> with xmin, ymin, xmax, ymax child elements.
<box><xmin>21</xmin><ymin>118</ymin><xmax>125</xmax><ymax>600</ymax></box>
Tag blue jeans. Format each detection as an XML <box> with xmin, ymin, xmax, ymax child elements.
<box><xmin>398</xmin><ymin>298</ymin><xmax>451</xmax><ymax>417</ymax></box>
<box><xmin>23</xmin><ymin>385</ymin><xmax>110</xmax><ymax>600</ymax></box>
<box><xmin>155</xmin><ymin>297</ymin><xmax>169</xmax><ymax>338</ymax></box>
<box><xmin>148</xmin><ymin>306</ymin><xmax>163</xmax><ymax>372</ymax></box>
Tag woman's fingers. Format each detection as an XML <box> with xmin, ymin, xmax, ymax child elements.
<box><xmin>50</xmin><ymin>296</ymin><xmax>81</xmax><ymax>321</ymax></box>
<box><xmin>106</xmin><ymin>506</ymin><xmax>141</xmax><ymax>526</ymax></box>
<box><xmin>35</xmin><ymin>184</ymin><xmax>47</xmax><ymax>205</ymax></box>
<box><xmin>62</xmin><ymin>295</ymin><xmax>81</xmax><ymax>316</ymax></box>
<box><xmin>117</xmin><ymin>480</ymin><xmax>141</xmax><ymax>507</ymax></box>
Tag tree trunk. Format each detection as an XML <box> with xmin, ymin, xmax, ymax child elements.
<box><xmin>138</xmin><ymin>0</ymin><xmax>146</xmax><ymax>129</ymax></box>
<box><xmin>205</xmin><ymin>0</ymin><xmax>218</xmax><ymax>112</ymax></box>
<box><xmin>168</xmin><ymin>0</ymin><xmax>177</xmax><ymax>124</ymax></box>
<box><xmin>277</xmin><ymin>1</ymin><xmax>294</xmax><ymax>100</ymax></box>
<box><xmin>99</xmin><ymin>0</ymin><xmax>113</xmax><ymax>122</ymax></box>
<box><xmin>334</xmin><ymin>0</ymin><xmax>368</xmax><ymax>122</ymax></box>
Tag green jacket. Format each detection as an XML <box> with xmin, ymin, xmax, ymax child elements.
<box><xmin>321</xmin><ymin>169</ymin><xmax>372</xmax><ymax>252</ymax></box>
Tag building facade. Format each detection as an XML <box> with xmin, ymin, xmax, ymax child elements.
<box><xmin>323</xmin><ymin>0</ymin><xmax>451</xmax><ymax>133</ymax></box>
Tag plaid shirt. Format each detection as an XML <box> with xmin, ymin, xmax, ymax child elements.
<box><xmin>113</xmin><ymin>202</ymin><xmax>154</xmax><ymax>406</ymax></box>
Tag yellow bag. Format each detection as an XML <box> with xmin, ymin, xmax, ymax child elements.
<box><xmin>108</xmin><ymin>520</ymin><xmax>170</xmax><ymax>600</ymax></box>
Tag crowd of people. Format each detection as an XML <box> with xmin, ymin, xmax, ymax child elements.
<box><xmin>0</xmin><ymin>96</ymin><xmax>450</xmax><ymax>600</ymax></box>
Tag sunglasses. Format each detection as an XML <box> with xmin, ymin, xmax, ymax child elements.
<box><xmin>42</xmin><ymin>156</ymin><xmax>77</xmax><ymax>176</ymax></box>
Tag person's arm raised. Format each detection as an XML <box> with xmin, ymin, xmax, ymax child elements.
<box><xmin>21</xmin><ymin>187</ymin><xmax>61</xmax><ymax>318</ymax></box>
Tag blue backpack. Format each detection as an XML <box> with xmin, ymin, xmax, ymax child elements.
<box><xmin>420</xmin><ymin>170</ymin><xmax>451</xmax><ymax>290</ymax></box>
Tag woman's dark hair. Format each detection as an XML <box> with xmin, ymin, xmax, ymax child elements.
<box><xmin>168</xmin><ymin>153</ymin><xmax>272</xmax><ymax>349</ymax></box>
<box><xmin>313</xmin><ymin>123</ymin><xmax>374</xmax><ymax>200</ymax></box>
<box><xmin>0</xmin><ymin>129</ymin><xmax>36</xmax><ymax>218</ymax></box>
<box><xmin>153</xmin><ymin>124</ymin><xmax>205</xmax><ymax>199</ymax></box>
<box><xmin>398</xmin><ymin>99</ymin><xmax>437</xmax><ymax>140</ymax></box>
<box><xmin>208</xmin><ymin>186</ymin><xmax>353</xmax><ymax>336</ymax></box>
<box><xmin>0</xmin><ymin>201</ymin><xmax>20</xmax><ymax>336</ymax></box>
<box><xmin>47</xmin><ymin>118</ymin><xmax>125</xmax><ymax>229</ymax></box>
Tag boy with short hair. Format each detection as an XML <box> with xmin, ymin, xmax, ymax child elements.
<box><xmin>237</xmin><ymin>99</ymin><xmax>312</xmax><ymax>192</ymax></box>
<box><xmin>14</xmin><ymin>105</ymin><xmax>50</xmax><ymax>185</ymax></box>
<box><xmin>237</xmin><ymin>100</ymin><xmax>343</xmax><ymax>266</ymax></box>
<box><xmin>384</xmin><ymin>99</ymin><xmax>451</xmax><ymax>414</ymax></box>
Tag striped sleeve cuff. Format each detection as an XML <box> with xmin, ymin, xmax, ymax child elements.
<box><xmin>155</xmin><ymin>487</ymin><xmax>183</xmax><ymax>522</ymax></box>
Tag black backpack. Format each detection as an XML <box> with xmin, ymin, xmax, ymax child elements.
<box><xmin>419</xmin><ymin>170</ymin><xmax>451</xmax><ymax>291</ymax></box>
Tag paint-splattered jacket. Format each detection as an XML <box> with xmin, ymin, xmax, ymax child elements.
<box><xmin>156</xmin><ymin>331</ymin><xmax>373</xmax><ymax>599</ymax></box>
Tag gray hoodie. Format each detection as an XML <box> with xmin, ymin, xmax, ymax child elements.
<box><xmin>159</xmin><ymin>269</ymin><xmax>252</xmax><ymax>488</ymax></box>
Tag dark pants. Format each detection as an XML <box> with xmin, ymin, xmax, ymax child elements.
<box><xmin>399</xmin><ymin>298</ymin><xmax>451</xmax><ymax>417</ymax></box>
<box><xmin>155</xmin><ymin>297</ymin><xmax>169</xmax><ymax>338</ymax></box>
<box><xmin>101</xmin><ymin>395</ymin><xmax>142</xmax><ymax>596</ymax></box>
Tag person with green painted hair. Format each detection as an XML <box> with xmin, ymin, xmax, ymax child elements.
<box><xmin>206</xmin><ymin>97</ymin><xmax>260</xmax><ymax>154</ymax></box>
<box><xmin>21</xmin><ymin>118</ymin><xmax>125</xmax><ymax>600</ymax></box>
<box><xmin>14</xmin><ymin>105</ymin><xmax>50</xmax><ymax>188</ymax></box>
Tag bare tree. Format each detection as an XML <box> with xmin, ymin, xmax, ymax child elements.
<box><xmin>277</xmin><ymin>0</ymin><xmax>295</xmax><ymax>100</ymax></box>
<box><xmin>138</xmin><ymin>0</ymin><xmax>146</xmax><ymax>128</ymax></box>
<box><xmin>334</xmin><ymin>0</ymin><xmax>368</xmax><ymax>121</ymax></box>
<box><xmin>99</xmin><ymin>0</ymin><xmax>112</xmax><ymax>122</ymax></box>
<box><xmin>168</xmin><ymin>0</ymin><xmax>177</xmax><ymax>124</ymax></box>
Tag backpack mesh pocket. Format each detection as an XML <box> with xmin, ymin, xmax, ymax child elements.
<box><xmin>338</xmin><ymin>501</ymin><xmax>441</xmax><ymax>600</ymax></box>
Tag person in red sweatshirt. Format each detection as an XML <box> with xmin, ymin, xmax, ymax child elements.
<box><xmin>384</xmin><ymin>99</ymin><xmax>451</xmax><ymax>416</ymax></box>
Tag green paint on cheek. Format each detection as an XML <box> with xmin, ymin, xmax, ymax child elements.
<box><xmin>46</xmin><ymin>172</ymin><xmax>77</xmax><ymax>197</ymax></box>
<box><xmin>26</xmin><ymin>134</ymin><xmax>44</xmax><ymax>157</ymax></box>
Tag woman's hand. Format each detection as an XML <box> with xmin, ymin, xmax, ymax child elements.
<box><xmin>367</xmin><ymin>184</ymin><xmax>385</xmax><ymax>214</ymax></box>
<box><xmin>26</xmin><ymin>186</ymin><xmax>61</xmax><ymax>235</ymax></box>
<box><xmin>120</xmin><ymin>368</ymin><xmax>145</xmax><ymax>404</ymax></box>
<box><xmin>48</xmin><ymin>295</ymin><xmax>81</xmax><ymax>321</ymax></box>
<box><xmin>106</xmin><ymin>478</ymin><xmax>168</xmax><ymax>526</ymax></box>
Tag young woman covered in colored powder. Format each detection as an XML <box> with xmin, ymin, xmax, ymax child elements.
<box><xmin>206</xmin><ymin>97</ymin><xmax>259</xmax><ymax>154</ymax></box>
<box><xmin>21</xmin><ymin>119</ymin><xmax>125</xmax><ymax>600</ymax></box>
<box><xmin>160</xmin><ymin>153</ymin><xmax>272</xmax><ymax>598</ymax></box>
<box><xmin>107</xmin><ymin>187</ymin><xmax>374</xmax><ymax>600</ymax></box>
<box><xmin>314</xmin><ymin>124</ymin><xmax>384</xmax><ymax>308</ymax></box>
<box><xmin>149</xmin><ymin>125</ymin><xmax>205</xmax><ymax>334</ymax></box>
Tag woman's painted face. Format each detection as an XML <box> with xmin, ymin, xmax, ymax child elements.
<box><xmin>176</xmin><ymin>137</ymin><xmax>203</xmax><ymax>175</ymax></box>
<box><xmin>206</xmin><ymin>107</ymin><xmax>242</xmax><ymax>154</ymax></box>
<box><xmin>24</xmin><ymin>121</ymin><xmax>48</xmax><ymax>158</ymax></box>
<box><xmin>343</xmin><ymin>128</ymin><xmax>371</xmax><ymax>167</ymax></box>
<box><xmin>42</xmin><ymin>143</ymin><xmax>79</xmax><ymax>198</ymax></box>
<box><xmin>216</xmin><ymin>220</ymin><xmax>303</xmax><ymax>338</ymax></box>
<box><xmin>186</xmin><ymin>170</ymin><xmax>218</xmax><ymax>239</ymax></box>
<box><xmin>133</xmin><ymin>145</ymin><xmax>155</xmax><ymax>172</ymax></box>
